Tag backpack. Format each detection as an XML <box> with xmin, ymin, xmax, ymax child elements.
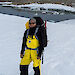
<box><xmin>33</xmin><ymin>17</ymin><xmax>47</xmax><ymax>47</ymax></box>
<box><xmin>25</xmin><ymin>17</ymin><xmax>47</xmax><ymax>48</ymax></box>
<box><xmin>33</xmin><ymin>17</ymin><xmax>47</xmax><ymax>64</ymax></box>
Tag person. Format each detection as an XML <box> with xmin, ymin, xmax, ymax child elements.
<box><xmin>20</xmin><ymin>18</ymin><xmax>45</xmax><ymax>75</ymax></box>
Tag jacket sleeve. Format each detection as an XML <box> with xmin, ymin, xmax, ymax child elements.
<box><xmin>37</xmin><ymin>27</ymin><xmax>44</xmax><ymax>57</ymax></box>
<box><xmin>20</xmin><ymin>30</ymin><xmax>27</xmax><ymax>54</ymax></box>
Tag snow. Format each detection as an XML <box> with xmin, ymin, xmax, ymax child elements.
<box><xmin>2</xmin><ymin>3</ymin><xmax>75</xmax><ymax>12</ymax></box>
<box><xmin>0</xmin><ymin>14</ymin><xmax>28</xmax><ymax>75</ymax></box>
<box><xmin>20</xmin><ymin>3</ymin><xmax>75</xmax><ymax>11</ymax></box>
<box><xmin>0</xmin><ymin>2</ymin><xmax>12</xmax><ymax>5</ymax></box>
<box><xmin>43</xmin><ymin>20</ymin><xmax>75</xmax><ymax>75</ymax></box>
<box><xmin>0</xmin><ymin>12</ymin><xmax>75</xmax><ymax>75</ymax></box>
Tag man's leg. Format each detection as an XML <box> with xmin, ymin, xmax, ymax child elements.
<box><xmin>20</xmin><ymin>49</ymin><xmax>32</xmax><ymax>75</ymax></box>
<box><xmin>31</xmin><ymin>50</ymin><xmax>41</xmax><ymax>75</ymax></box>
<box><xmin>33</xmin><ymin>66</ymin><xmax>40</xmax><ymax>75</ymax></box>
<box><xmin>20</xmin><ymin>65</ymin><xmax>28</xmax><ymax>75</ymax></box>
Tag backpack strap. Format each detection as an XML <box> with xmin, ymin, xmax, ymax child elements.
<box><xmin>34</xmin><ymin>27</ymin><xmax>39</xmax><ymax>35</ymax></box>
<box><xmin>26</xmin><ymin>29</ymin><xmax>30</xmax><ymax>38</ymax></box>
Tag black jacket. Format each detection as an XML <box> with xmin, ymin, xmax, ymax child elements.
<box><xmin>21</xmin><ymin>26</ymin><xmax>44</xmax><ymax>57</ymax></box>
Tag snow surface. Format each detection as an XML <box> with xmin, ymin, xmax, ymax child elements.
<box><xmin>0</xmin><ymin>13</ymin><xmax>75</xmax><ymax>75</ymax></box>
<box><xmin>2</xmin><ymin>3</ymin><xmax>75</xmax><ymax>12</ymax></box>
<box><xmin>0</xmin><ymin>2</ymin><xmax>12</xmax><ymax>5</ymax></box>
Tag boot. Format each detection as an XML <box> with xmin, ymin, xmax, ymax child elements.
<box><xmin>33</xmin><ymin>66</ymin><xmax>40</xmax><ymax>75</ymax></box>
<box><xmin>20</xmin><ymin>65</ymin><xmax>28</xmax><ymax>75</ymax></box>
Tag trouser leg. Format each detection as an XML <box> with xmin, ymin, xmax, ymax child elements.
<box><xmin>20</xmin><ymin>65</ymin><xmax>28</xmax><ymax>75</ymax></box>
<box><xmin>31</xmin><ymin>50</ymin><xmax>41</xmax><ymax>75</ymax></box>
<box><xmin>33</xmin><ymin>66</ymin><xmax>40</xmax><ymax>75</ymax></box>
<box><xmin>20</xmin><ymin>49</ymin><xmax>32</xmax><ymax>75</ymax></box>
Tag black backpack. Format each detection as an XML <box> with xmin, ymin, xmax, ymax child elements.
<box><xmin>33</xmin><ymin>17</ymin><xmax>47</xmax><ymax>47</ymax></box>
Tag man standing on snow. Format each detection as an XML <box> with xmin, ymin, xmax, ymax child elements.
<box><xmin>20</xmin><ymin>18</ymin><xmax>45</xmax><ymax>75</ymax></box>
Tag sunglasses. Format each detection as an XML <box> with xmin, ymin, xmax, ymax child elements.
<box><xmin>29</xmin><ymin>22</ymin><xmax>36</xmax><ymax>24</ymax></box>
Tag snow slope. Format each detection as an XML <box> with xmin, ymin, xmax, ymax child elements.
<box><xmin>43</xmin><ymin>20</ymin><xmax>75</xmax><ymax>75</ymax></box>
<box><xmin>0</xmin><ymin>2</ymin><xmax>12</xmax><ymax>5</ymax></box>
<box><xmin>0</xmin><ymin>13</ymin><xmax>75</xmax><ymax>75</ymax></box>
<box><xmin>2</xmin><ymin>3</ymin><xmax>75</xmax><ymax>12</ymax></box>
<box><xmin>0</xmin><ymin>14</ymin><xmax>28</xmax><ymax>75</ymax></box>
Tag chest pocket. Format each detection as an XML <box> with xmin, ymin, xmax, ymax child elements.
<box><xmin>26</xmin><ymin>35</ymin><xmax>39</xmax><ymax>49</ymax></box>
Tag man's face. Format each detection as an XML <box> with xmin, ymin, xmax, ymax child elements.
<box><xmin>29</xmin><ymin>20</ymin><xmax>36</xmax><ymax>28</ymax></box>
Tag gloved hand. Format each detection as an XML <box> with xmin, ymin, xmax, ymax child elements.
<box><xmin>37</xmin><ymin>56</ymin><xmax>41</xmax><ymax>59</ymax></box>
<box><xmin>20</xmin><ymin>54</ymin><xmax>24</xmax><ymax>58</ymax></box>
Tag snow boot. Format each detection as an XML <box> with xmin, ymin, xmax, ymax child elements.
<box><xmin>33</xmin><ymin>66</ymin><xmax>40</xmax><ymax>75</ymax></box>
<box><xmin>20</xmin><ymin>65</ymin><xmax>28</xmax><ymax>75</ymax></box>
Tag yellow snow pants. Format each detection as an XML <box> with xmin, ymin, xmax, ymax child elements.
<box><xmin>20</xmin><ymin>49</ymin><xmax>41</xmax><ymax>72</ymax></box>
<box><xmin>20</xmin><ymin>34</ymin><xmax>41</xmax><ymax>75</ymax></box>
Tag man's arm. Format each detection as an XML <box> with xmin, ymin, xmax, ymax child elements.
<box><xmin>20</xmin><ymin>30</ymin><xmax>27</xmax><ymax>58</ymax></box>
<box><xmin>37</xmin><ymin>27</ymin><xmax>44</xmax><ymax>58</ymax></box>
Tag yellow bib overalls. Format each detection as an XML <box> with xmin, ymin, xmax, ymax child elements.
<box><xmin>20</xmin><ymin>35</ymin><xmax>41</xmax><ymax>75</ymax></box>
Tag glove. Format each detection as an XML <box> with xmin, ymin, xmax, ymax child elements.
<box><xmin>20</xmin><ymin>54</ymin><xmax>24</xmax><ymax>58</ymax></box>
<box><xmin>37</xmin><ymin>56</ymin><xmax>41</xmax><ymax>59</ymax></box>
